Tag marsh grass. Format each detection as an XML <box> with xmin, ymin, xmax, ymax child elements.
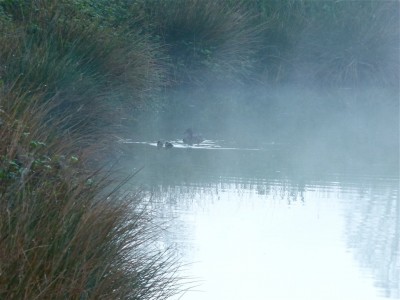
<box><xmin>0</xmin><ymin>1</ymin><xmax>181</xmax><ymax>294</ymax></box>
<box><xmin>125</xmin><ymin>0</ymin><xmax>399</xmax><ymax>87</ymax></box>
<box><xmin>0</xmin><ymin>93</ymin><xmax>182</xmax><ymax>299</ymax></box>
<box><xmin>291</xmin><ymin>1</ymin><xmax>399</xmax><ymax>86</ymax></box>
<box><xmin>0</xmin><ymin>0</ymin><xmax>164</xmax><ymax>138</ymax></box>
<box><xmin>2</xmin><ymin>0</ymin><xmax>395</xmax><ymax>91</ymax></box>
<box><xmin>252</xmin><ymin>0</ymin><xmax>399</xmax><ymax>86</ymax></box>
<box><xmin>0</xmin><ymin>0</ymin><xmax>398</xmax><ymax>297</ymax></box>
<box><xmin>138</xmin><ymin>0</ymin><xmax>263</xmax><ymax>85</ymax></box>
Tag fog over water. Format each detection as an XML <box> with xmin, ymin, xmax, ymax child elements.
<box><xmin>90</xmin><ymin>1</ymin><xmax>400</xmax><ymax>298</ymax></box>
<box><xmin>118</xmin><ymin>84</ymin><xmax>399</xmax><ymax>299</ymax></box>
<box><xmin>1</xmin><ymin>0</ymin><xmax>399</xmax><ymax>298</ymax></box>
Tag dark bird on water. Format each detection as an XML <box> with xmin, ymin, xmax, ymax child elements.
<box><xmin>157</xmin><ymin>140</ymin><xmax>163</xmax><ymax>149</ymax></box>
<box><xmin>164</xmin><ymin>142</ymin><xmax>173</xmax><ymax>149</ymax></box>
<box><xmin>183</xmin><ymin>128</ymin><xmax>204</xmax><ymax>145</ymax></box>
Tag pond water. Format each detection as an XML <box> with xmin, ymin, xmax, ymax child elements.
<box><xmin>121</xmin><ymin>140</ymin><xmax>399</xmax><ymax>300</ymax></box>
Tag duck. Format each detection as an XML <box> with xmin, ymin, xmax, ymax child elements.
<box><xmin>157</xmin><ymin>140</ymin><xmax>163</xmax><ymax>149</ymax></box>
<box><xmin>164</xmin><ymin>141</ymin><xmax>173</xmax><ymax>149</ymax></box>
<box><xmin>183</xmin><ymin>128</ymin><xmax>204</xmax><ymax>145</ymax></box>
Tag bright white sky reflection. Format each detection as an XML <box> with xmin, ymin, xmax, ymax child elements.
<box><xmin>169</xmin><ymin>185</ymin><xmax>387</xmax><ymax>300</ymax></box>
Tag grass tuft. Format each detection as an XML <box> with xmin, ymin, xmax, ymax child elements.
<box><xmin>138</xmin><ymin>0</ymin><xmax>263</xmax><ymax>85</ymax></box>
<box><xmin>0</xmin><ymin>93</ymin><xmax>182</xmax><ymax>299</ymax></box>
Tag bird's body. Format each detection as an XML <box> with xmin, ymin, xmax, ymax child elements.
<box><xmin>164</xmin><ymin>142</ymin><xmax>173</xmax><ymax>149</ymax></box>
<box><xmin>157</xmin><ymin>141</ymin><xmax>163</xmax><ymax>149</ymax></box>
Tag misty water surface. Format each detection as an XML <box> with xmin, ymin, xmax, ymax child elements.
<box><xmin>120</xmin><ymin>87</ymin><xmax>399</xmax><ymax>299</ymax></box>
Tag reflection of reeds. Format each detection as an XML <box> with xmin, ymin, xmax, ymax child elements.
<box><xmin>344</xmin><ymin>187</ymin><xmax>399</xmax><ymax>298</ymax></box>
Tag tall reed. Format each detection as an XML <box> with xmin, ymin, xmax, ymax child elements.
<box><xmin>252</xmin><ymin>0</ymin><xmax>399</xmax><ymax>86</ymax></box>
<box><xmin>0</xmin><ymin>1</ymin><xmax>182</xmax><ymax>298</ymax></box>
<box><xmin>0</xmin><ymin>0</ymin><xmax>164</xmax><ymax>141</ymax></box>
<box><xmin>136</xmin><ymin>0</ymin><xmax>263</xmax><ymax>85</ymax></box>
<box><xmin>0</xmin><ymin>91</ymin><xmax>182</xmax><ymax>299</ymax></box>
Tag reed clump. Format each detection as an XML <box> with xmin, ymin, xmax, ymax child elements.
<box><xmin>0</xmin><ymin>1</ymin><xmax>181</xmax><ymax>298</ymax></box>
<box><xmin>293</xmin><ymin>1</ymin><xmax>399</xmax><ymax>86</ymax></box>
<box><xmin>251</xmin><ymin>0</ymin><xmax>399</xmax><ymax>86</ymax></box>
<box><xmin>125</xmin><ymin>0</ymin><xmax>399</xmax><ymax>87</ymax></box>
<box><xmin>135</xmin><ymin>0</ymin><xmax>263</xmax><ymax>86</ymax></box>
<box><xmin>0</xmin><ymin>0</ymin><xmax>164</xmax><ymax>139</ymax></box>
<box><xmin>0</xmin><ymin>92</ymin><xmax>181</xmax><ymax>299</ymax></box>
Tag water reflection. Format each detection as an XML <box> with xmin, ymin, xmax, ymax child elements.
<box><xmin>121</xmin><ymin>143</ymin><xmax>399</xmax><ymax>299</ymax></box>
<box><xmin>343</xmin><ymin>183</ymin><xmax>399</xmax><ymax>298</ymax></box>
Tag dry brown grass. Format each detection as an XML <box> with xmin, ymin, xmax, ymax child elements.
<box><xmin>0</xmin><ymin>89</ymin><xmax>182</xmax><ymax>299</ymax></box>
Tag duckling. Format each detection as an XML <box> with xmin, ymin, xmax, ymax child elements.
<box><xmin>164</xmin><ymin>141</ymin><xmax>173</xmax><ymax>149</ymax></box>
<box><xmin>157</xmin><ymin>140</ymin><xmax>163</xmax><ymax>149</ymax></box>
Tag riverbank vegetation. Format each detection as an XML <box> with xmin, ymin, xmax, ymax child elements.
<box><xmin>0</xmin><ymin>86</ymin><xmax>179</xmax><ymax>299</ymax></box>
<box><xmin>0</xmin><ymin>0</ymin><xmax>398</xmax><ymax>298</ymax></box>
